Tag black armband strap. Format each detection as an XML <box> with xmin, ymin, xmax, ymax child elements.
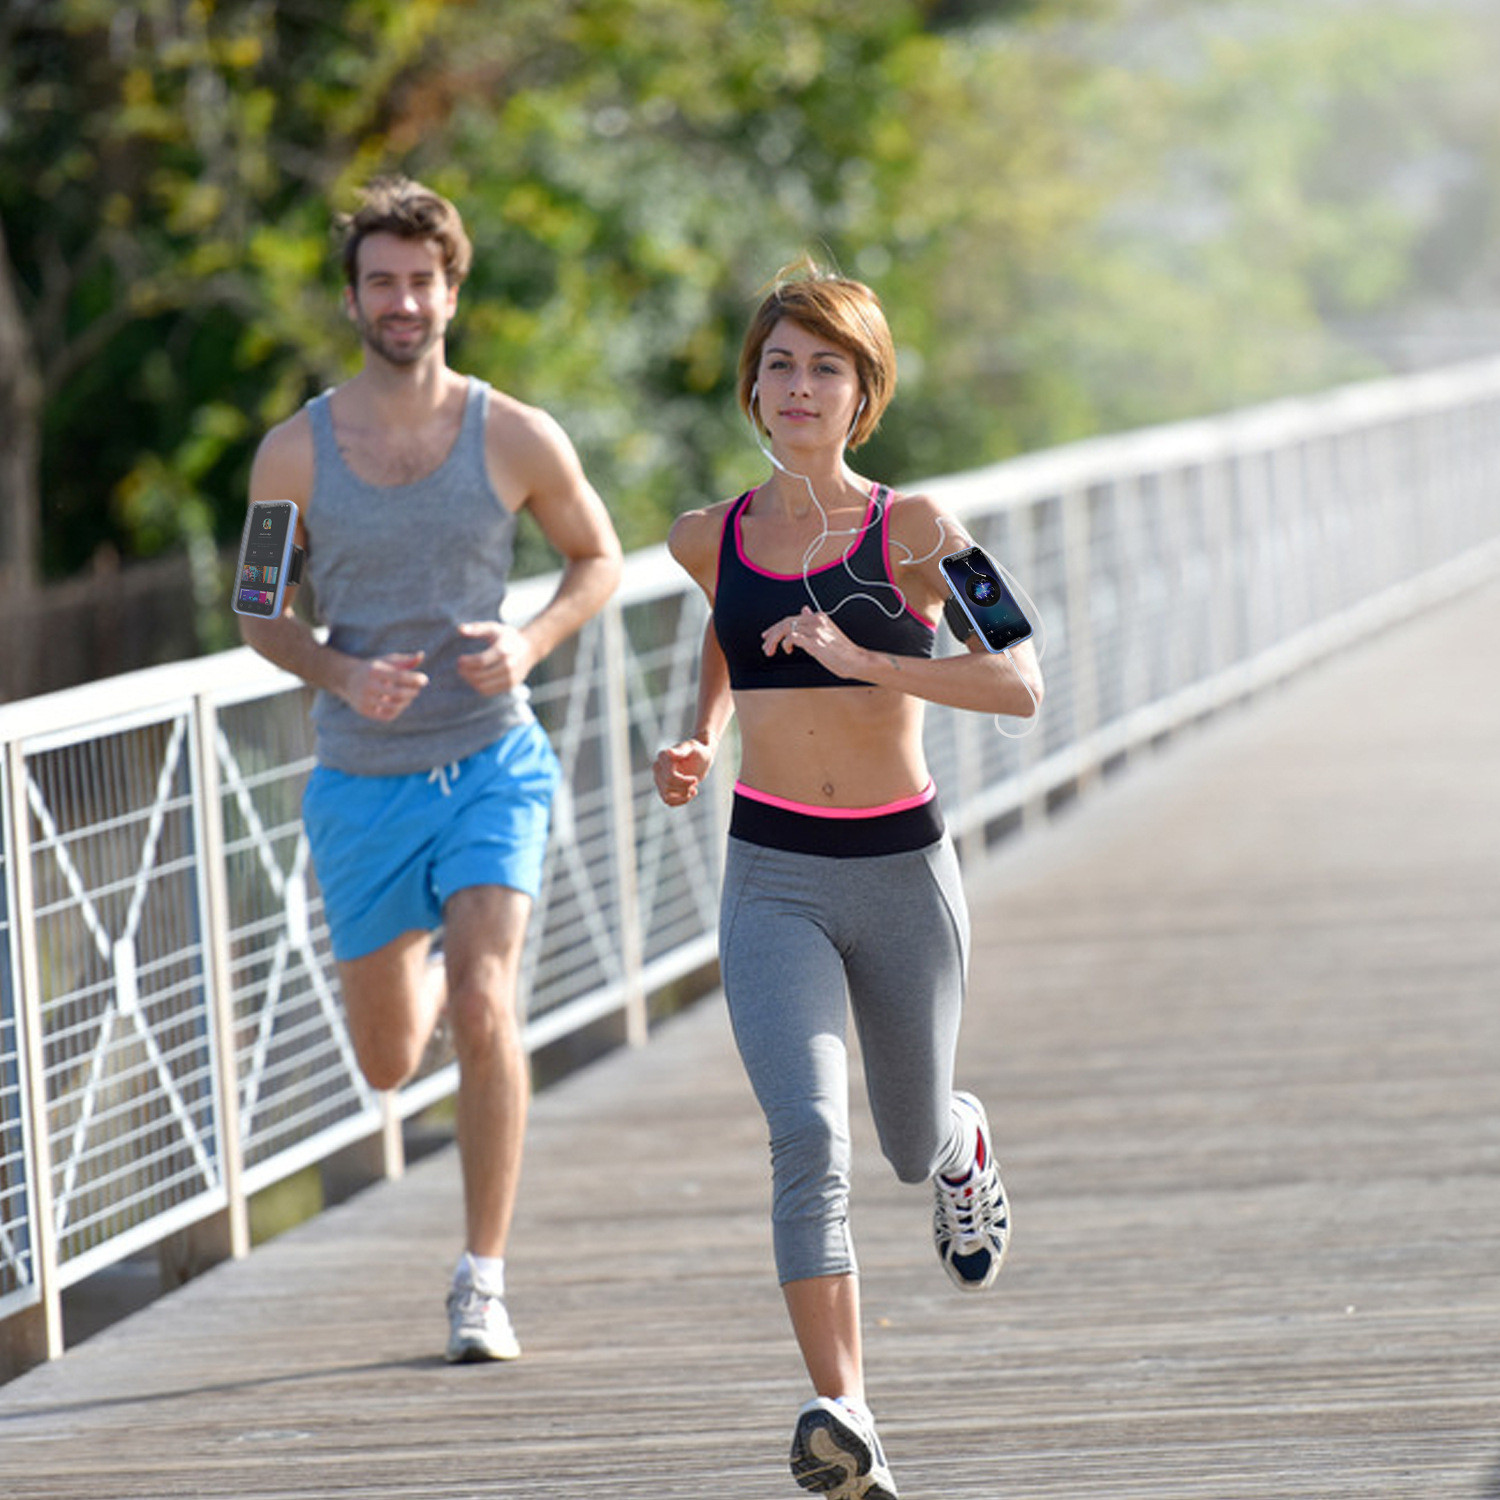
<box><xmin>943</xmin><ymin>595</ymin><xmax>974</xmax><ymax>642</ymax></box>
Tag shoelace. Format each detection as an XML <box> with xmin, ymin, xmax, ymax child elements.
<box><xmin>427</xmin><ymin>761</ymin><xmax>462</xmax><ymax>797</ymax></box>
<box><xmin>937</xmin><ymin>1161</ymin><xmax>1003</xmax><ymax>1248</ymax></box>
<box><xmin>450</xmin><ymin>1284</ymin><xmax>505</xmax><ymax>1325</ymax></box>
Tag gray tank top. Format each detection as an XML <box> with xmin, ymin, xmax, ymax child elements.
<box><xmin>305</xmin><ymin>376</ymin><xmax>532</xmax><ymax>775</ymax></box>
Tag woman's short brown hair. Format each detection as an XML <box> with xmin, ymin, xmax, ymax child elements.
<box><xmin>737</xmin><ymin>259</ymin><xmax>896</xmax><ymax>449</ymax></box>
<box><xmin>337</xmin><ymin>176</ymin><xmax>473</xmax><ymax>290</ymax></box>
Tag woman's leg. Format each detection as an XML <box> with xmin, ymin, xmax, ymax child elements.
<box><xmin>842</xmin><ymin>838</ymin><xmax>1011</xmax><ymax>1290</ymax></box>
<box><xmin>843</xmin><ymin>838</ymin><xmax>973</xmax><ymax>1184</ymax></box>
<box><xmin>719</xmin><ymin>840</ymin><xmax>863</xmax><ymax>1395</ymax></box>
<box><xmin>784</xmin><ymin>1274</ymin><xmax>864</xmax><ymax>1402</ymax></box>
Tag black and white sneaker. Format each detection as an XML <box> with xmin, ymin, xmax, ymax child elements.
<box><xmin>933</xmin><ymin>1091</ymin><xmax>1010</xmax><ymax>1292</ymax></box>
<box><xmin>790</xmin><ymin>1396</ymin><xmax>899</xmax><ymax>1499</ymax></box>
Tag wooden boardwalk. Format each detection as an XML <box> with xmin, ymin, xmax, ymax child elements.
<box><xmin>3</xmin><ymin>580</ymin><xmax>1499</xmax><ymax>1500</ymax></box>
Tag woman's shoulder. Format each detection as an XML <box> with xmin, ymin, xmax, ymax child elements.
<box><xmin>881</xmin><ymin>487</ymin><xmax>958</xmax><ymax>557</ymax></box>
<box><xmin>668</xmin><ymin>493</ymin><xmax>739</xmax><ymax>544</ymax></box>
<box><xmin>667</xmin><ymin>493</ymin><xmax>744</xmax><ymax>584</ymax></box>
<box><xmin>878</xmin><ymin>488</ymin><xmax>965</xmax><ymax>623</ymax></box>
<box><xmin>880</xmin><ymin>484</ymin><xmax>943</xmax><ymax>522</ymax></box>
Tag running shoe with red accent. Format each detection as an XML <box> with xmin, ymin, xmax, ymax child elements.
<box><xmin>933</xmin><ymin>1090</ymin><xmax>1010</xmax><ymax>1292</ymax></box>
<box><xmin>445</xmin><ymin>1274</ymin><xmax>521</xmax><ymax>1363</ymax></box>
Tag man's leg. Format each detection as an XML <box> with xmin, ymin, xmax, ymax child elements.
<box><xmin>337</xmin><ymin>885</ymin><xmax>531</xmax><ymax>1362</ymax></box>
<box><xmin>438</xmin><ymin>884</ymin><xmax>533</xmax><ymax>1259</ymax></box>
<box><xmin>337</xmin><ymin>928</ymin><xmax>444</xmax><ymax>1091</ymax></box>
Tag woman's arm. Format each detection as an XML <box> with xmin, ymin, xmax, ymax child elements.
<box><xmin>760</xmin><ymin>490</ymin><xmax>1043</xmax><ymax>717</ymax></box>
<box><xmin>654</xmin><ymin>506</ymin><xmax>736</xmax><ymax>804</ymax></box>
<box><xmin>761</xmin><ymin>606</ymin><xmax>1043</xmax><ymax>717</ymax></box>
<box><xmin>654</xmin><ymin>621</ymin><xmax>735</xmax><ymax>805</ymax></box>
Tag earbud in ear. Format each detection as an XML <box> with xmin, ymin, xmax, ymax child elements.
<box><xmin>750</xmin><ymin>381</ymin><xmax>770</xmax><ymax>437</ymax></box>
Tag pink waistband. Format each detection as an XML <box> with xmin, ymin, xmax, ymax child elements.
<box><xmin>732</xmin><ymin>780</ymin><xmax>936</xmax><ymax>820</ymax></box>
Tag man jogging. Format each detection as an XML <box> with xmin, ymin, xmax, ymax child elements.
<box><xmin>240</xmin><ymin>176</ymin><xmax>621</xmax><ymax>1362</ymax></box>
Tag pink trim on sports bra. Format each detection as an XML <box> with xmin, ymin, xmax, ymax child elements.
<box><xmin>733</xmin><ymin>484</ymin><xmax>882</xmax><ymax>581</ymax></box>
<box><xmin>733</xmin><ymin>780</ymin><xmax>937</xmax><ymax>820</ymax></box>
<box><xmin>880</xmin><ymin>494</ymin><xmax>943</xmax><ymax>631</ymax></box>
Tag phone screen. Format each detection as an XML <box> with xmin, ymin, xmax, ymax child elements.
<box><xmin>233</xmin><ymin>501</ymin><xmax>298</xmax><ymax>617</ymax></box>
<box><xmin>940</xmin><ymin>546</ymin><xmax>1033</xmax><ymax>654</ymax></box>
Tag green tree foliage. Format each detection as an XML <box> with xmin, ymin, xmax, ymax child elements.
<box><xmin>0</xmin><ymin>0</ymin><xmax>457</xmax><ymax>593</ymax></box>
<box><xmin>872</xmin><ymin>1</ymin><xmax>1479</xmax><ymax>465</ymax></box>
<box><xmin>2</xmin><ymin>0</ymin><xmax>1495</xmax><ymax>646</ymax></box>
<box><xmin>415</xmin><ymin>0</ymin><xmax>939</xmax><ymax>564</ymax></box>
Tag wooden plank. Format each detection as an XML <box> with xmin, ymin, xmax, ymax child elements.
<box><xmin>1</xmin><ymin>580</ymin><xmax>1497</xmax><ymax>1499</ymax></box>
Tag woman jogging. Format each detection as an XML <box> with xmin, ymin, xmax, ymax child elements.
<box><xmin>652</xmin><ymin>262</ymin><xmax>1043</xmax><ymax>1499</ymax></box>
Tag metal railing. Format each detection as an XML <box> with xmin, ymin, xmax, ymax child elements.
<box><xmin>4</xmin><ymin>356</ymin><xmax>1500</xmax><ymax>1371</ymax></box>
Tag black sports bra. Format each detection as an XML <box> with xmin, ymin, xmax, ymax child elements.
<box><xmin>713</xmin><ymin>486</ymin><xmax>937</xmax><ymax>690</ymax></box>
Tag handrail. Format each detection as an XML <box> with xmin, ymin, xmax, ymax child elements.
<box><xmin>4</xmin><ymin>356</ymin><xmax>1500</xmax><ymax>1372</ymax></box>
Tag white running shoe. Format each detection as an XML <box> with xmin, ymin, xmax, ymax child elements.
<box><xmin>933</xmin><ymin>1090</ymin><xmax>1010</xmax><ymax>1292</ymax></box>
<box><xmin>790</xmin><ymin>1396</ymin><xmax>899</xmax><ymax>1499</ymax></box>
<box><xmin>445</xmin><ymin>1278</ymin><xmax>521</xmax><ymax>1363</ymax></box>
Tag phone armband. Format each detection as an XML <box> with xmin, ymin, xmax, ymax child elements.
<box><xmin>939</xmin><ymin>545</ymin><xmax>1033</xmax><ymax>655</ymax></box>
<box><xmin>943</xmin><ymin>594</ymin><xmax>975</xmax><ymax>643</ymax></box>
<box><xmin>232</xmin><ymin>500</ymin><xmax>302</xmax><ymax>618</ymax></box>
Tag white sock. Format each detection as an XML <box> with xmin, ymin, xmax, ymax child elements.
<box><xmin>835</xmin><ymin>1394</ymin><xmax>875</xmax><ymax>1425</ymax></box>
<box><xmin>455</xmin><ymin>1251</ymin><xmax>506</xmax><ymax>1296</ymax></box>
<box><xmin>937</xmin><ymin>1099</ymin><xmax>980</xmax><ymax>1182</ymax></box>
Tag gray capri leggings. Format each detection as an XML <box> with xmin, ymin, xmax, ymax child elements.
<box><xmin>719</xmin><ymin>824</ymin><xmax>971</xmax><ymax>1284</ymax></box>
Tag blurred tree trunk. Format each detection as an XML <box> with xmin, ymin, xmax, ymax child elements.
<box><xmin>0</xmin><ymin>214</ymin><xmax>40</xmax><ymax>595</ymax></box>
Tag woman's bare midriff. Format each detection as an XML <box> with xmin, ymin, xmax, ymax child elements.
<box><xmin>733</xmin><ymin>684</ymin><xmax>930</xmax><ymax>809</ymax></box>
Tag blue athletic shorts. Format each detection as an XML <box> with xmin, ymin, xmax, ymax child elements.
<box><xmin>303</xmin><ymin>719</ymin><xmax>561</xmax><ymax>961</ymax></box>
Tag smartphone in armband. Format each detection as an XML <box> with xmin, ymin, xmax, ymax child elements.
<box><xmin>232</xmin><ymin>499</ymin><xmax>302</xmax><ymax>618</ymax></box>
<box><xmin>940</xmin><ymin>545</ymin><xmax>1033</xmax><ymax>654</ymax></box>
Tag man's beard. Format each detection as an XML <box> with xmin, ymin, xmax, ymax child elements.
<box><xmin>357</xmin><ymin>312</ymin><xmax>442</xmax><ymax>367</ymax></box>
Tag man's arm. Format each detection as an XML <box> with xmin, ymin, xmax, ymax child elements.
<box><xmin>239</xmin><ymin>414</ymin><xmax>430</xmax><ymax>719</ymax></box>
<box><xmin>512</xmin><ymin>406</ymin><xmax>622</xmax><ymax>657</ymax></box>
<box><xmin>457</xmin><ymin>402</ymin><xmax>622</xmax><ymax>695</ymax></box>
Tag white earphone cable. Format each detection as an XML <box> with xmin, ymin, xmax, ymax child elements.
<box><xmin>747</xmin><ymin>383</ymin><xmax>1044</xmax><ymax>738</ymax></box>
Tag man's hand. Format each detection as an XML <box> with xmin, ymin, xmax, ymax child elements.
<box><xmin>455</xmin><ymin>620</ymin><xmax>539</xmax><ymax>696</ymax></box>
<box><xmin>344</xmin><ymin>652</ymin><xmax>429</xmax><ymax>720</ymax></box>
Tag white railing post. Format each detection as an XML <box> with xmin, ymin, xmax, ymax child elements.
<box><xmin>189</xmin><ymin>694</ymin><xmax>251</xmax><ymax>1264</ymax></box>
<box><xmin>3</xmin><ymin>741</ymin><xmax>62</xmax><ymax>1368</ymax></box>
<box><xmin>1012</xmin><ymin>498</ymin><xmax>1049</xmax><ymax>837</ymax></box>
<box><xmin>1240</xmin><ymin>447</ymin><xmax>1272</xmax><ymax>658</ymax></box>
<box><xmin>1202</xmin><ymin>453</ymin><xmax>1237</xmax><ymax>682</ymax></box>
<box><xmin>1374</xmin><ymin>420</ymin><xmax>1407</xmax><ymax>592</ymax></box>
<box><xmin>601</xmin><ymin>602</ymin><xmax>647</xmax><ymax>1047</ymax></box>
<box><xmin>1061</xmin><ymin>486</ymin><xmax>1100</xmax><ymax>786</ymax></box>
<box><xmin>1157</xmin><ymin>464</ymin><xmax>1191</xmax><ymax>706</ymax></box>
<box><xmin>1114</xmin><ymin>471</ymin><xmax>1148</xmax><ymax>741</ymax></box>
